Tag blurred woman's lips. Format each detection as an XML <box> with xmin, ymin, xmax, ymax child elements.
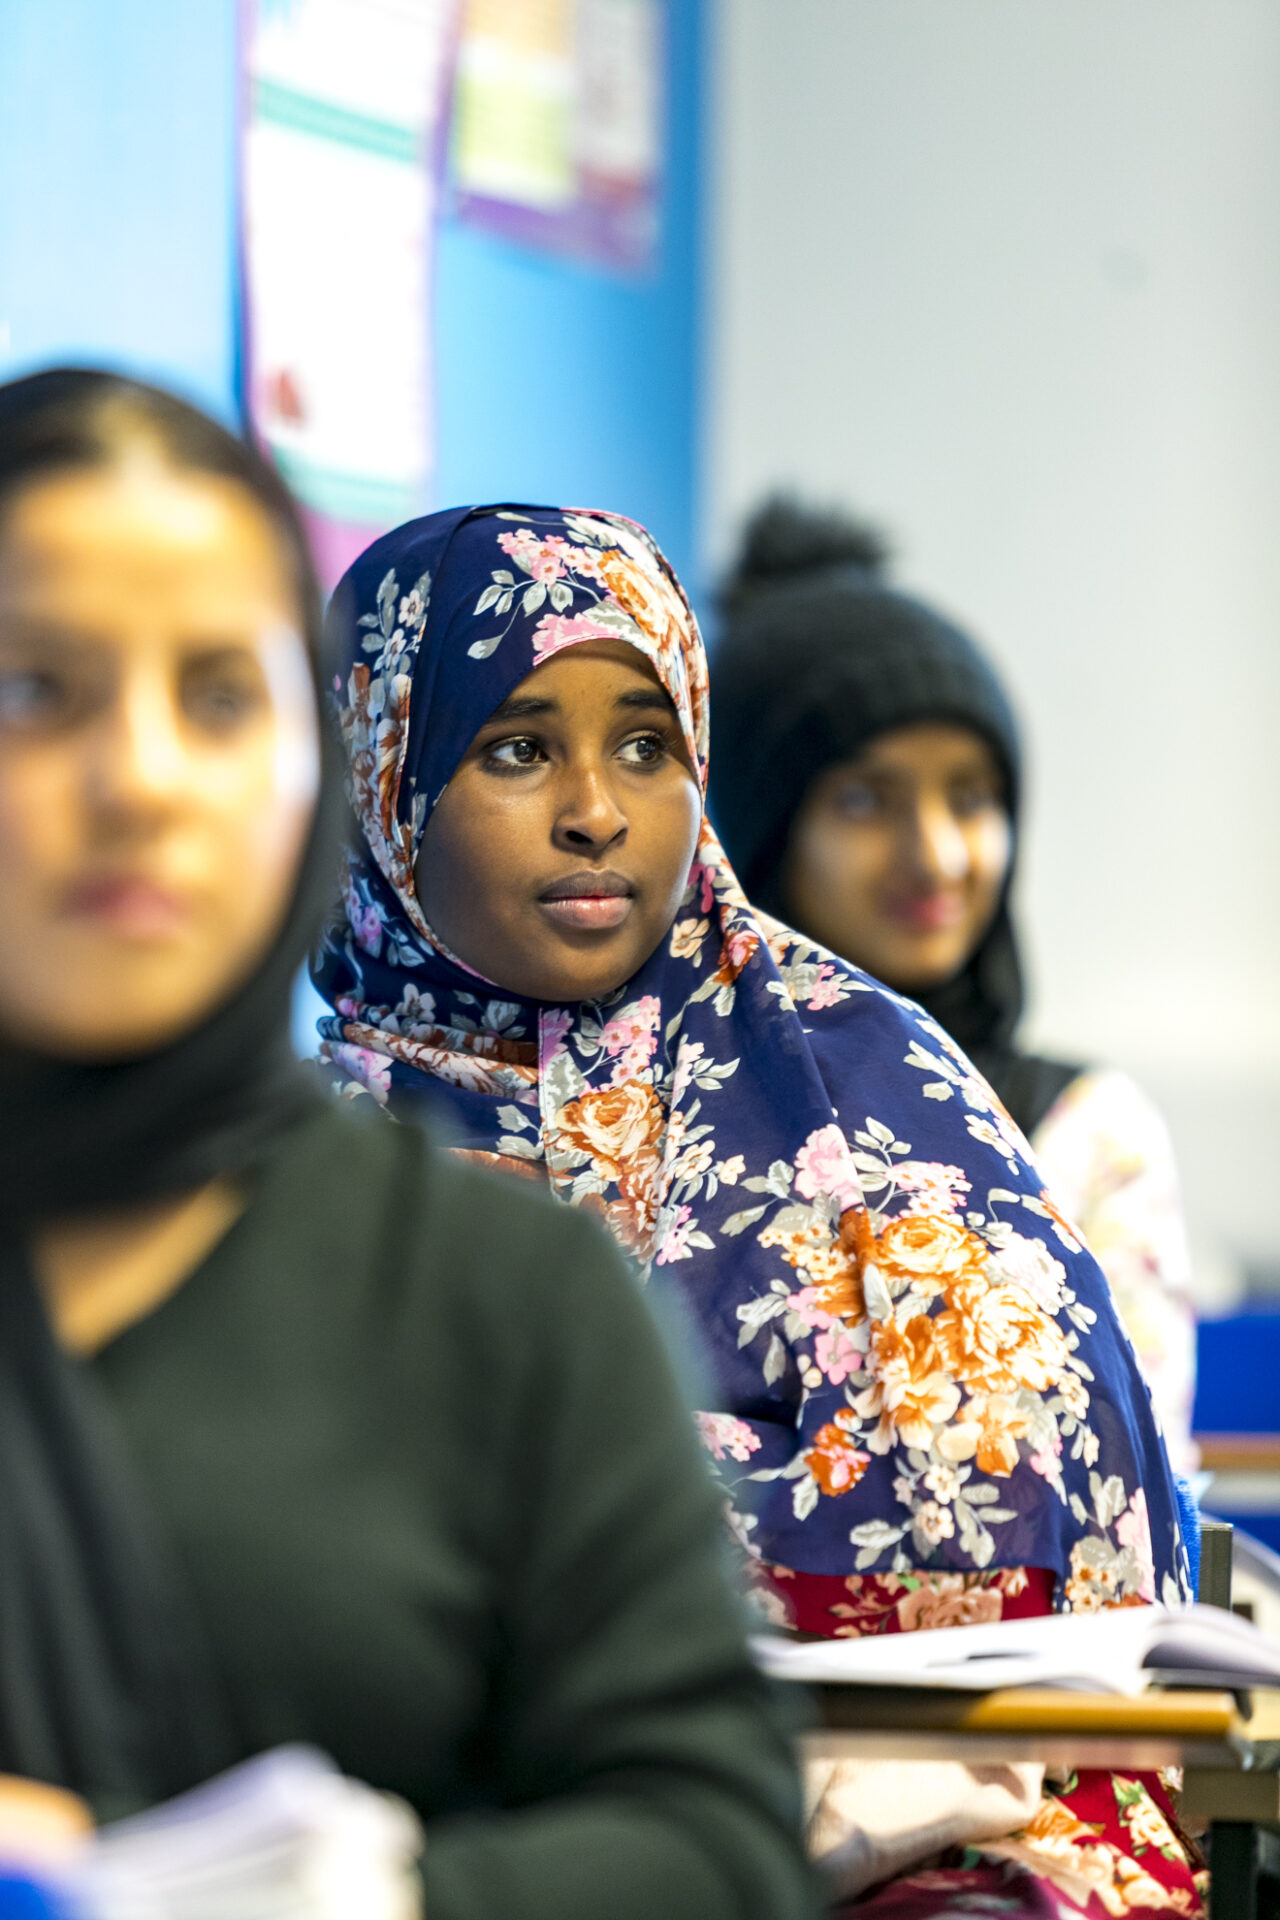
<box><xmin>882</xmin><ymin>891</ymin><xmax>967</xmax><ymax>934</ymax></box>
<box><xmin>538</xmin><ymin>870</ymin><xmax>635</xmax><ymax>932</ymax></box>
<box><xmin>63</xmin><ymin>875</ymin><xmax>191</xmax><ymax>939</ymax></box>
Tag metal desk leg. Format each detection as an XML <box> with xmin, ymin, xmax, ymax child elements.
<box><xmin>1210</xmin><ymin>1820</ymin><xmax>1280</xmax><ymax>1919</ymax></box>
<box><xmin>1210</xmin><ymin>1822</ymin><xmax>1257</xmax><ymax>1918</ymax></box>
<box><xmin>1198</xmin><ymin>1519</ymin><xmax>1234</xmax><ymax>1610</ymax></box>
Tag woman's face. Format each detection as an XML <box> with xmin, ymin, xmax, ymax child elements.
<box><xmin>783</xmin><ymin>722</ymin><xmax>1012</xmax><ymax>992</ymax></box>
<box><xmin>0</xmin><ymin>450</ymin><xmax>319</xmax><ymax>1060</ymax></box>
<box><xmin>416</xmin><ymin>639</ymin><xmax>702</xmax><ymax>1002</ymax></box>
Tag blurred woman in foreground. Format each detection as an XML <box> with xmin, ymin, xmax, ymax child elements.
<box><xmin>314</xmin><ymin>502</ymin><xmax>1202</xmax><ymax>1916</ymax></box>
<box><xmin>0</xmin><ymin>369</ymin><xmax>811</xmax><ymax>1920</ymax></box>
<box><xmin>710</xmin><ymin>499</ymin><xmax>1197</xmax><ymax>1475</ymax></box>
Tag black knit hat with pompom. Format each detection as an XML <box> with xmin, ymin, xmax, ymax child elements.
<box><xmin>708</xmin><ymin>496</ymin><xmax>1078</xmax><ymax>1136</ymax></box>
<box><xmin>710</xmin><ymin>495</ymin><xmax>1020</xmax><ymax>905</ymax></box>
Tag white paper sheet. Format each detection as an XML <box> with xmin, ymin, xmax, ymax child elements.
<box><xmin>60</xmin><ymin>1747</ymin><xmax>421</xmax><ymax>1920</ymax></box>
<box><xmin>242</xmin><ymin>0</ymin><xmax>458</xmax><ymax>557</ymax></box>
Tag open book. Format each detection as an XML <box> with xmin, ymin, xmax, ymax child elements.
<box><xmin>752</xmin><ymin>1601</ymin><xmax>1280</xmax><ymax>1696</ymax></box>
<box><xmin>55</xmin><ymin>1748</ymin><xmax>422</xmax><ymax>1920</ymax></box>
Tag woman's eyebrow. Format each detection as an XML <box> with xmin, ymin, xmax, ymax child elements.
<box><xmin>616</xmin><ymin>687</ymin><xmax>675</xmax><ymax>713</ymax></box>
<box><xmin>0</xmin><ymin>615</ymin><xmax>107</xmax><ymax>651</ymax></box>
<box><xmin>486</xmin><ymin>693</ymin><xmax>557</xmax><ymax>722</ymax></box>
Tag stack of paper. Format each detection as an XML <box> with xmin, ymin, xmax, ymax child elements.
<box><xmin>57</xmin><ymin>1749</ymin><xmax>422</xmax><ymax>1920</ymax></box>
<box><xmin>753</xmin><ymin>1601</ymin><xmax>1280</xmax><ymax>1696</ymax></box>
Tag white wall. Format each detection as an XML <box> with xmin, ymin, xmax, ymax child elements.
<box><xmin>707</xmin><ymin>0</ymin><xmax>1280</xmax><ymax>1284</ymax></box>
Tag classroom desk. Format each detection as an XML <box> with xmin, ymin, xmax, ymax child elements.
<box><xmin>1196</xmin><ymin>1436</ymin><xmax>1280</xmax><ymax>1475</ymax></box>
<box><xmin>805</xmin><ymin>1684</ymin><xmax>1280</xmax><ymax>1918</ymax></box>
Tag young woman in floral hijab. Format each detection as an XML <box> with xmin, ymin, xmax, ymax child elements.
<box><xmin>315</xmin><ymin>505</ymin><xmax>1205</xmax><ymax>1918</ymax></box>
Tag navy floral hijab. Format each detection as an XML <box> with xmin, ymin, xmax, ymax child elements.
<box><xmin>313</xmin><ymin>504</ymin><xmax>1188</xmax><ymax>1610</ymax></box>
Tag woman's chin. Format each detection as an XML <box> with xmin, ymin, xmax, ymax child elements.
<box><xmin>516</xmin><ymin>926</ymin><xmax>668</xmax><ymax>1006</ymax></box>
<box><xmin>854</xmin><ymin>937</ymin><xmax>974</xmax><ymax>998</ymax></box>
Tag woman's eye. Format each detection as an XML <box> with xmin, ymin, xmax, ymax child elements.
<box><xmin>0</xmin><ymin>668</ymin><xmax>72</xmax><ymax>732</ymax></box>
<box><xmin>181</xmin><ymin>653</ymin><xmax>269</xmax><ymax>733</ymax></box>
<box><xmin>619</xmin><ymin>731</ymin><xmax>668</xmax><ymax>766</ymax></box>
<box><xmin>831</xmin><ymin>782</ymin><xmax>881</xmax><ymax>820</ymax></box>
<box><xmin>183</xmin><ymin>676</ymin><xmax>263</xmax><ymax>732</ymax></box>
<box><xmin>950</xmin><ymin>784</ymin><xmax>1000</xmax><ymax>820</ymax></box>
<box><xmin>488</xmin><ymin>736</ymin><xmax>545</xmax><ymax>770</ymax></box>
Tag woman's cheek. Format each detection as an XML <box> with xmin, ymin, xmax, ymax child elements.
<box><xmin>823</xmin><ymin>820</ymin><xmax>887</xmax><ymax>912</ymax></box>
<box><xmin>214</xmin><ymin>726</ymin><xmax>313</xmax><ymax>854</ymax></box>
<box><xmin>973</xmin><ymin>812</ymin><xmax>1014</xmax><ymax>895</ymax></box>
<box><xmin>0</xmin><ymin>749</ymin><xmax>80</xmax><ymax>911</ymax></box>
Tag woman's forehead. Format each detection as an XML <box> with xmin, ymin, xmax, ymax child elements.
<box><xmin>0</xmin><ymin>460</ymin><xmax>298</xmax><ymax>629</ymax></box>
<box><xmin>850</xmin><ymin>722</ymin><xmax>1004</xmax><ymax>776</ymax></box>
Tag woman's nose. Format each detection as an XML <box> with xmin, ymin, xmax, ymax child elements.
<box><xmin>905</xmin><ymin>798</ymin><xmax>969</xmax><ymax>884</ymax></box>
<box><xmin>85</xmin><ymin>668</ymin><xmax>186</xmax><ymax>824</ymax></box>
<box><xmin>554</xmin><ymin>765</ymin><xmax>628</xmax><ymax>852</ymax></box>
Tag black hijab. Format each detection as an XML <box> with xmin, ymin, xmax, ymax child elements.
<box><xmin>708</xmin><ymin>498</ymin><xmax>1080</xmax><ymax>1139</ymax></box>
<box><xmin>0</xmin><ymin>370</ymin><xmax>344</xmax><ymax>1810</ymax></box>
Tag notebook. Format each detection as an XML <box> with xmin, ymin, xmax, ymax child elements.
<box><xmin>752</xmin><ymin>1601</ymin><xmax>1280</xmax><ymax>1695</ymax></box>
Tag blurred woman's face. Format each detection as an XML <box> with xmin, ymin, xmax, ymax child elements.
<box><xmin>0</xmin><ymin>450</ymin><xmax>319</xmax><ymax>1060</ymax></box>
<box><xmin>416</xmin><ymin>639</ymin><xmax>702</xmax><ymax>1002</ymax></box>
<box><xmin>782</xmin><ymin>723</ymin><xmax>1011</xmax><ymax>993</ymax></box>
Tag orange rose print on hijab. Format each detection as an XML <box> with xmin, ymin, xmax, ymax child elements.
<box><xmin>598</xmin><ymin>551</ymin><xmax>682</xmax><ymax>653</ymax></box>
<box><xmin>933</xmin><ymin>1276</ymin><xmax>1071</xmax><ymax>1396</ymax></box>
<box><xmin>856</xmin><ymin>1316</ymin><xmax>962</xmax><ymax>1451</ymax></box>
<box><xmin>873</xmin><ymin>1212</ymin><xmax>989</xmax><ymax>1298</ymax></box>
<box><xmin>552</xmin><ymin>1082</ymin><xmax>664</xmax><ymax>1182</ymax></box>
<box><xmin>940</xmin><ymin>1391</ymin><xmax>1033</xmax><ymax>1476</ymax></box>
<box><xmin>551</xmin><ymin>1082</ymin><xmax>666</xmax><ymax>1254</ymax></box>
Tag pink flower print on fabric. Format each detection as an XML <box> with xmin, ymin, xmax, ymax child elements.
<box><xmin>807</xmin><ymin>963</ymin><xmax>845</xmax><ymax>1011</ymax></box>
<box><xmin>655</xmin><ymin>1204</ymin><xmax>696</xmax><ymax>1265</ymax></box>
<box><xmin>688</xmin><ymin>859</ymin><xmax>715</xmax><ymax>914</ymax></box>
<box><xmin>497</xmin><ymin>527</ymin><xmax>609</xmax><ymax>586</ymax></box>
<box><xmin>602</xmin><ymin>995</ymin><xmax>661</xmax><ymax>1083</ymax></box>
<box><xmin>328</xmin><ymin>1043</ymin><xmax>392</xmax><ymax>1105</ymax></box>
<box><xmin>346</xmin><ymin>885</ymin><xmax>383</xmax><ymax>958</ymax></box>
<box><xmin>530</xmin><ymin>609</ymin><xmax>624</xmax><ymax>666</ymax></box>
<box><xmin>539</xmin><ymin>1006</ymin><xmax>573</xmax><ymax>1074</ymax></box>
<box><xmin>1028</xmin><ymin>1434</ymin><xmax>1063</xmax><ymax>1481</ymax></box>
<box><xmin>696</xmin><ymin>1412</ymin><xmax>762</xmax><ymax>1464</ymax></box>
<box><xmin>556</xmin><ymin>537</ymin><xmax>606</xmax><ymax>580</ymax></box>
<box><xmin>814</xmin><ymin>1322</ymin><xmax>863</xmax><ymax>1385</ymax></box>
<box><xmin>496</xmin><ymin>529</ymin><xmax>564</xmax><ymax>582</ymax></box>
<box><xmin>783</xmin><ymin>1287</ymin><xmax>835</xmax><ymax>1334</ymax></box>
<box><xmin>893</xmin><ymin>1161</ymin><xmax>973</xmax><ymax>1215</ymax></box>
<box><xmin>1117</xmin><ymin>1488</ymin><xmax>1156</xmax><ymax>1601</ymax></box>
<box><xmin>794</xmin><ymin>1124</ymin><xmax>864</xmax><ymax>1212</ymax></box>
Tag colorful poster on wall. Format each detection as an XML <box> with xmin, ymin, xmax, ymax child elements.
<box><xmin>450</xmin><ymin>0</ymin><xmax>661</xmax><ymax>271</ymax></box>
<box><xmin>242</xmin><ymin>0</ymin><xmax>458</xmax><ymax>586</ymax></box>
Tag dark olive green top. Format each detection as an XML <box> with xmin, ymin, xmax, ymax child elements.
<box><xmin>92</xmin><ymin>1102</ymin><xmax>812</xmax><ymax>1920</ymax></box>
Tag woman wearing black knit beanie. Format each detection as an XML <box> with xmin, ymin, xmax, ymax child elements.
<box><xmin>709</xmin><ymin>496</ymin><xmax>1196</xmax><ymax>1473</ymax></box>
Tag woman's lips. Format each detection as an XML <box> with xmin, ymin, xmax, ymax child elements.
<box><xmin>882</xmin><ymin>891</ymin><xmax>967</xmax><ymax>934</ymax></box>
<box><xmin>63</xmin><ymin>875</ymin><xmax>191</xmax><ymax>939</ymax></box>
<box><xmin>538</xmin><ymin>871</ymin><xmax>635</xmax><ymax>933</ymax></box>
